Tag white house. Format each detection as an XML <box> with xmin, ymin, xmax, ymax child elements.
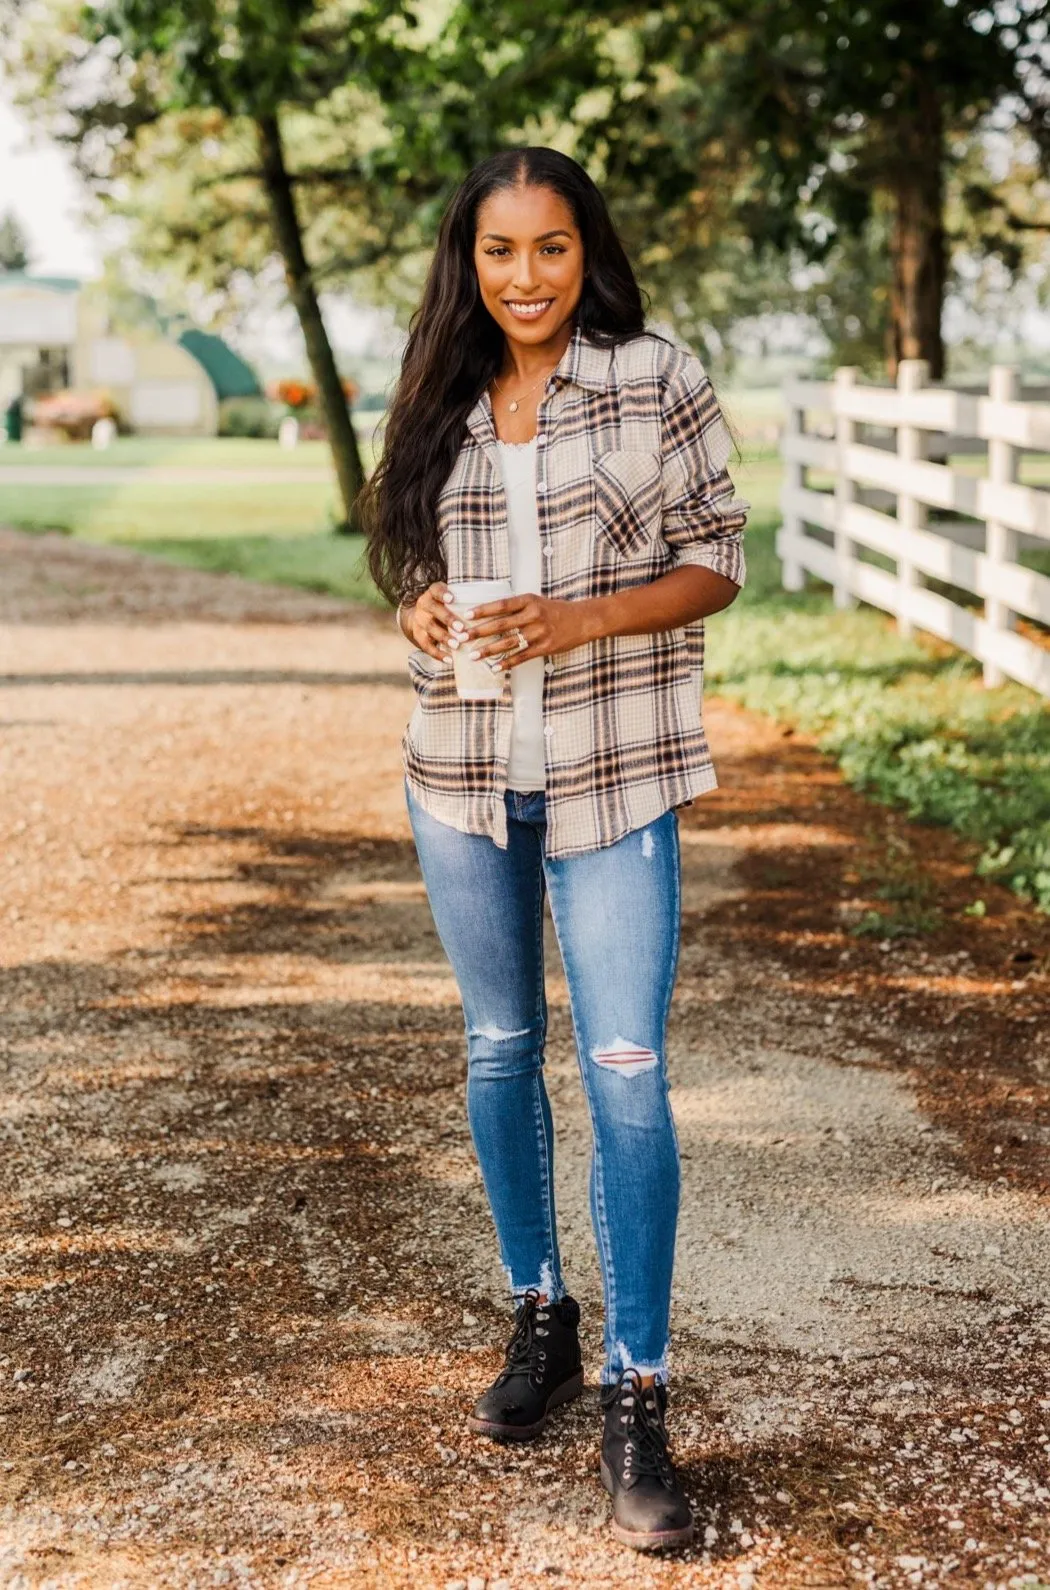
<box><xmin>0</xmin><ymin>274</ymin><xmax>261</xmax><ymax>435</ymax></box>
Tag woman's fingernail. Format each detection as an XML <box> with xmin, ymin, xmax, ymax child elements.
<box><xmin>452</xmin><ymin>620</ymin><xmax>466</xmax><ymax>632</ymax></box>
<box><xmin>449</xmin><ymin>637</ymin><xmax>459</xmax><ymax>649</ymax></box>
<box><xmin>463</xmin><ymin>608</ymin><xmax>475</xmax><ymax>619</ymax></box>
<box><xmin>468</xmin><ymin>649</ymin><xmax>480</xmax><ymax>660</ymax></box>
<box><xmin>442</xmin><ymin>592</ymin><xmax>454</xmax><ymax>603</ymax></box>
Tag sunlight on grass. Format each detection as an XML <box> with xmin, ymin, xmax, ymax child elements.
<box><xmin>0</xmin><ymin>482</ymin><xmax>338</xmax><ymax>541</ymax></box>
<box><xmin>0</xmin><ymin>429</ymin><xmax>384</xmax><ymax>472</ymax></box>
<box><xmin>0</xmin><ymin>436</ymin><xmax>337</xmax><ymax>470</ymax></box>
<box><xmin>137</xmin><ymin>533</ymin><xmax>376</xmax><ymax>604</ymax></box>
<box><xmin>711</xmin><ymin>514</ymin><xmax>1050</xmax><ymax>912</ymax></box>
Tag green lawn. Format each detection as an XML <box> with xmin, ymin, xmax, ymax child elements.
<box><xmin>0</xmin><ymin>426</ymin><xmax>383</xmax><ymax>472</ymax></box>
<box><xmin>0</xmin><ymin>436</ymin><xmax>334</xmax><ymax>470</ymax></box>
<box><xmin>136</xmin><ymin>531</ymin><xmax>377</xmax><ymax>605</ymax></box>
<box><xmin>2</xmin><ymin>430</ymin><xmax>1047</xmax><ymax>913</ymax></box>
<box><xmin>723</xmin><ymin>437</ymin><xmax>1049</xmax><ymax>917</ymax></box>
<box><xmin>0</xmin><ymin>481</ymin><xmax>339</xmax><ymax>541</ymax></box>
<box><xmin>709</xmin><ymin>507</ymin><xmax>1050</xmax><ymax>915</ymax></box>
<box><xmin>0</xmin><ymin>439</ymin><xmax>375</xmax><ymax>601</ymax></box>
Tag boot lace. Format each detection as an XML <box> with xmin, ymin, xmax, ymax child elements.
<box><xmin>601</xmin><ymin>1367</ymin><xmax>675</xmax><ymax>1487</ymax></box>
<box><xmin>497</xmin><ymin>1289</ymin><xmax>551</xmax><ymax>1390</ymax></box>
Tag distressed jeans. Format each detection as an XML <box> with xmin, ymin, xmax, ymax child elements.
<box><xmin>406</xmin><ymin>784</ymin><xmax>682</xmax><ymax>1384</ymax></box>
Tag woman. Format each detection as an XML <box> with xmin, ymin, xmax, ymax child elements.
<box><xmin>363</xmin><ymin>147</ymin><xmax>747</xmax><ymax>1553</ymax></box>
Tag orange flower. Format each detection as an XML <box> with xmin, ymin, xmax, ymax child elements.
<box><xmin>270</xmin><ymin>378</ymin><xmax>315</xmax><ymax>409</ymax></box>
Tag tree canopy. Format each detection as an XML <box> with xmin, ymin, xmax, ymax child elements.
<box><xmin>6</xmin><ymin>0</ymin><xmax>1049</xmax><ymax>403</ymax></box>
<box><xmin>411</xmin><ymin>0</ymin><xmax>1050</xmax><ymax>378</ymax></box>
<box><xmin>7</xmin><ymin>0</ymin><xmax>441</xmax><ymax>524</ymax></box>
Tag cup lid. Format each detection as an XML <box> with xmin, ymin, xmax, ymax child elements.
<box><xmin>448</xmin><ymin>578</ymin><xmax>512</xmax><ymax>601</ymax></box>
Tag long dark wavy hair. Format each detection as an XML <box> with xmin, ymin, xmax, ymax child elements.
<box><xmin>361</xmin><ymin>147</ymin><xmax>647</xmax><ymax>606</ymax></box>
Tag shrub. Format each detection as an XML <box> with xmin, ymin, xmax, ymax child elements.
<box><xmin>218</xmin><ymin>396</ymin><xmax>280</xmax><ymax>439</ymax></box>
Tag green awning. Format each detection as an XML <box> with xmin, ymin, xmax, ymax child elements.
<box><xmin>178</xmin><ymin>329</ymin><xmax>262</xmax><ymax>400</ymax></box>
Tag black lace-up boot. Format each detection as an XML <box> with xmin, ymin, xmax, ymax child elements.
<box><xmin>600</xmin><ymin>1368</ymin><xmax>694</xmax><ymax>1550</ymax></box>
<box><xmin>468</xmin><ymin>1290</ymin><xmax>583</xmax><ymax>1442</ymax></box>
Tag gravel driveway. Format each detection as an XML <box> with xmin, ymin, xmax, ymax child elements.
<box><xmin>2</xmin><ymin>531</ymin><xmax>1048</xmax><ymax>1590</ymax></box>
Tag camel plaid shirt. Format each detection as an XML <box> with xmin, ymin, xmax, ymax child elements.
<box><xmin>401</xmin><ymin>325</ymin><xmax>748</xmax><ymax>858</ymax></box>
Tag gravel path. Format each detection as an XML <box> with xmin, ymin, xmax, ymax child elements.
<box><xmin>2</xmin><ymin>531</ymin><xmax>1048</xmax><ymax>1590</ymax></box>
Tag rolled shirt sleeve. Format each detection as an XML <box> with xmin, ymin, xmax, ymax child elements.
<box><xmin>660</xmin><ymin>354</ymin><xmax>748</xmax><ymax>588</ymax></box>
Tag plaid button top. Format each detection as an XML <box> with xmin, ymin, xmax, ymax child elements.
<box><xmin>402</xmin><ymin>325</ymin><xmax>748</xmax><ymax>858</ymax></box>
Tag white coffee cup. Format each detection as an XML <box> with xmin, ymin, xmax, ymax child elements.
<box><xmin>447</xmin><ymin>579</ymin><xmax>513</xmax><ymax>700</ymax></box>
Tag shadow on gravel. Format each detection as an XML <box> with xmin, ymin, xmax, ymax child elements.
<box><xmin>5</xmin><ymin>789</ymin><xmax>1050</xmax><ymax>1583</ymax></box>
<box><xmin>1</xmin><ymin>950</ymin><xmax>476</xmax><ymax>1461</ymax></box>
<box><xmin>161</xmin><ymin>827</ymin><xmax>441</xmax><ymax>966</ymax></box>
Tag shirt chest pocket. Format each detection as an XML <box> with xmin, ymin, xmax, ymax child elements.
<box><xmin>593</xmin><ymin>449</ymin><xmax>663</xmax><ymax>559</ymax></box>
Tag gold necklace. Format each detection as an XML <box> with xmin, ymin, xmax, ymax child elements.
<box><xmin>492</xmin><ymin>361</ymin><xmax>559</xmax><ymax>414</ymax></box>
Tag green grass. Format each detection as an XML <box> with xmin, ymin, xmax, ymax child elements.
<box><xmin>0</xmin><ymin>445</ymin><xmax>375</xmax><ymax>601</ymax></box>
<box><xmin>0</xmin><ymin>427</ymin><xmax>382</xmax><ymax>472</ymax></box>
<box><xmin>849</xmin><ymin>835</ymin><xmax>945</xmax><ymax>939</ymax></box>
<box><xmin>0</xmin><ymin>481</ymin><xmax>339</xmax><ymax>542</ymax></box>
<box><xmin>3</xmin><ymin>431</ymin><xmax>1048</xmax><ymax>913</ymax></box>
<box><xmin>137</xmin><ymin>532</ymin><xmax>376</xmax><ymax>604</ymax></box>
<box><xmin>0</xmin><ymin>436</ymin><xmax>331</xmax><ymax>470</ymax></box>
<box><xmin>709</xmin><ymin>501</ymin><xmax>1050</xmax><ymax>914</ymax></box>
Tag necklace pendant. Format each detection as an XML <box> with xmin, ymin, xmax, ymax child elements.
<box><xmin>508</xmin><ymin>400</ymin><xmax>519</xmax><ymax>413</ymax></box>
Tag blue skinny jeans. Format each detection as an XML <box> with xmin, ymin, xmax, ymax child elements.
<box><xmin>406</xmin><ymin>784</ymin><xmax>682</xmax><ymax>1385</ymax></box>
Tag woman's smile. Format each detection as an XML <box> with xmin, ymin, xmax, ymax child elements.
<box><xmin>504</xmin><ymin>297</ymin><xmax>555</xmax><ymax>319</ymax></box>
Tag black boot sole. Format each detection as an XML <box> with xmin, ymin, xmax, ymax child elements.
<box><xmin>599</xmin><ymin>1457</ymin><xmax>695</xmax><ymax>1551</ymax></box>
<box><xmin>468</xmin><ymin>1369</ymin><xmax>584</xmax><ymax>1442</ymax></box>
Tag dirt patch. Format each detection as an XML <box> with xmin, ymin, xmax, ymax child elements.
<box><xmin>1</xmin><ymin>531</ymin><xmax>1047</xmax><ymax>1589</ymax></box>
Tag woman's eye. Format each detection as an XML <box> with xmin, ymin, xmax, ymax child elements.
<box><xmin>540</xmin><ymin>245</ymin><xmax>566</xmax><ymax>255</ymax></box>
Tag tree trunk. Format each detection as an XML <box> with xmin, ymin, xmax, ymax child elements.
<box><xmin>256</xmin><ymin>111</ymin><xmax>365</xmax><ymax>532</ymax></box>
<box><xmin>888</xmin><ymin>87</ymin><xmax>946</xmax><ymax>381</ymax></box>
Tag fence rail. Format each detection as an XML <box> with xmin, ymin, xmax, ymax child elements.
<box><xmin>777</xmin><ymin>360</ymin><xmax>1050</xmax><ymax>696</ymax></box>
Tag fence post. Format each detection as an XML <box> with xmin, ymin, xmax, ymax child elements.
<box><xmin>895</xmin><ymin>359</ymin><xmax>929</xmax><ymax>638</ymax></box>
<box><xmin>833</xmin><ymin>366</ymin><xmax>858</xmax><ymax>609</ymax></box>
<box><xmin>983</xmin><ymin>364</ymin><xmax>1020</xmax><ymax>688</ymax></box>
<box><xmin>780</xmin><ymin>385</ymin><xmax>806</xmax><ymax>592</ymax></box>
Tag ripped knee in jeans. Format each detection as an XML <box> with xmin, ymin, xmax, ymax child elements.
<box><xmin>590</xmin><ymin>1036</ymin><xmax>659</xmax><ymax>1078</ymax></box>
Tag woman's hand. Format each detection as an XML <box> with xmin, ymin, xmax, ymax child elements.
<box><xmin>456</xmin><ymin>593</ymin><xmax>596</xmax><ymax>670</ymax></box>
<box><xmin>403</xmin><ymin>582</ymin><xmax>459</xmax><ymax>662</ymax></box>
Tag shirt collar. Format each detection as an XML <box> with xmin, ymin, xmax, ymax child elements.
<box><xmin>555</xmin><ymin>323</ymin><xmax>614</xmax><ymax>392</ymax></box>
<box><xmin>466</xmin><ymin>322</ymin><xmax>614</xmax><ymax>443</ymax></box>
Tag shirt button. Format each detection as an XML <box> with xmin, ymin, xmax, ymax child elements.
<box><xmin>543</xmin><ymin>543</ymin><xmax>553</xmax><ymax>558</ymax></box>
<box><xmin>543</xmin><ymin>725</ymin><xmax>554</xmax><ymax>738</ymax></box>
<box><xmin>544</xmin><ymin>662</ymin><xmax>554</xmax><ymax>675</ymax></box>
<box><xmin>536</xmin><ymin>434</ymin><xmax>547</xmax><ymax>446</ymax></box>
<box><xmin>537</xmin><ymin>481</ymin><xmax>547</xmax><ymax>493</ymax></box>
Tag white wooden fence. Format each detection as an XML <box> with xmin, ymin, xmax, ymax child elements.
<box><xmin>777</xmin><ymin>360</ymin><xmax>1050</xmax><ymax>696</ymax></box>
